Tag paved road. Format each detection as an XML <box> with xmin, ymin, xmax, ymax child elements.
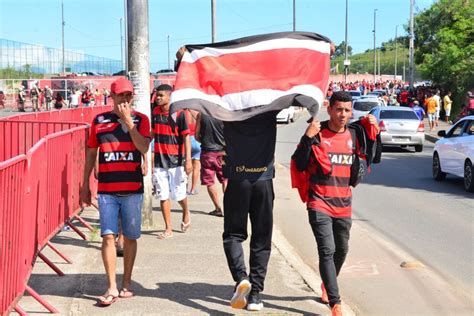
<box><xmin>274</xmin><ymin>109</ymin><xmax>473</xmax><ymax>315</ymax></box>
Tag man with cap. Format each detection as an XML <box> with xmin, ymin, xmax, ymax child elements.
<box><xmin>151</xmin><ymin>84</ymin><xmax>192</xmax><ymax>239</ymax></box>
<box><xmin>80</xmin><ymin>77</ymin><xmax>151</xmax><ymax>306</ymax></box>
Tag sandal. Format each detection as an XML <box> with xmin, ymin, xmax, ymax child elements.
<box><xmin>119</xmin><ymin>288</ymin><xmax>134</xmax><ymax>298</ymax></box>
<box><xmin>98</xmin><ymin>293</ymin><xmax>118</xmax><ymax>306</ymax></box>
<box><xmin>209</xmin><ymin>209</ymin><xmax>224</xmax><ymax>217</ymax></box>
<box><xmin>157</xmin><ymin>231</ymin><xmax>173</xmax><ymax>240</ymax></box>
<box><xmin>181</xmin><ymin>221</ymin><xmax>191</xmax><ymax>233</ymax></box>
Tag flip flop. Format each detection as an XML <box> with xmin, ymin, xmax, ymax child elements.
<box><xmin>119</xmin><ymin>288</ymin><xmax>134</xmax><ymax>298</ymax></box>
<box><xmin>209</xmin><ymin>210</ymin><xmax>224</xmax><ymax>217</ymax></box>
<box><xmin>157</xmin><ymin>231</ymin><xmax>173</xmax><ymax>240</ymax></box>
<box><xmin>181</xmin><ymin>221</ymin><xmax>191</xmax><ymax>233</ymax></box>
<box><xmin>98</xmin><ymin>294</ymin><xmax>118</xmax><ymax>306</ymax></box>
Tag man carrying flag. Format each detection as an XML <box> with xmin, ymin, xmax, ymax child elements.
<box><xmin>171</xmin><ymin>32</ymin><xmax>333</xmax><ymax>311</ymax></box>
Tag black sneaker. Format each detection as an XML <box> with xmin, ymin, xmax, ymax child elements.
<box><xmin>247</xmin><ymin>290</ymin><xmax>264</xmax><ymax>311</ymax></box>
<box><xmin>230</xmin><ymin>279</ymin><xmax>251</xmax><ymax>309</ymax></box>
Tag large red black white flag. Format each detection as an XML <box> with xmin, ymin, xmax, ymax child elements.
<box><xmin>170</xmin><ymin>31</ymin><xmax>332</xmax><ymax>121</ymax></box>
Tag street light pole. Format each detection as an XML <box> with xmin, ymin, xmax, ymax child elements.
<box><xmin>167</xmin><ymin>35</ymin><xmax>170</xmax><ymax>69</ymax></box>
<box><xmin>409</xmin><ymin>0</ymin><xmax>415</xmax><ymax>89</ymax></box>
<box><xmin>373</xmin><ymin>9</ymin><xmax>377</xmax><ymax>83</ymax></box>
<box><xmin>394</xmin><ymin>25</ymin><xmax>398</xmax><ymax>80</ymax></box>
<box><xmin>120</xmin><ymin>17</ymin><xmax>124</xmax><ymax>71</ymax></box>
<box><xmin>211</xmin><ymin>0</ymin><xmax>216</xmax><ymax>42</ymax></box>
<box><xmin>293</xmin><ymin>0</ymin><xmax>296</xmax><ymax>32</ymax></box>
<box><xmin>61</xmin><ymin>0</ymin><xmax>65</xmax><ymax>74</ymax></box>
<box><xmin>344</xmin><ymin>0</ymin><xmax>348</xmax><ymax>84</ymax></box>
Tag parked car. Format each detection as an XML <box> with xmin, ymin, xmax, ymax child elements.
<box><xmin>350</xmin><ymin>98</ymin><xmax>384</xmax><ymax>123</ymax></box>
<box><xmin>432</xmin><ymin>116</ymin><xmax>474</xmax><ymax>192</ymax></box>
<box><xmin>277</xmin><ymin>106</ymin><xmax>296</xmax><ymax>124</ymax></box>
<box><xmin>369</xmin><ymin>106</ymin><xmax>425</xmax><ymax>152</ymax></box>
<box><xmin>347</xmin><ymin>90</ymin><xmax>362</xmax><ymax>100</ymax></box>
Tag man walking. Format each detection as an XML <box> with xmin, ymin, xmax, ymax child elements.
<box><xmin>194</xmin><ymin>112</ymin><xmax>227</xmax><ymax>217</ymax></box>
<box><xmin>443</xmin><ymin>91</ymin><xmax>452</xmax><ymax>123</ymax></box>
<box><xmin>151</xmin><ymin>84</ymin><xmax>192</xmax><ymax>239</ymax></box>
<box><xmin>292</xmin><ymin>91</ymin><xmax>378</xmax><ymax>316</ymax></box>
<box><xmin>222</xmin><ymin>110</ymin><xmax>279</xmax><ymax>311</ymax></box>
<box><xmin>80</xmin><ymin>77</ymin><xmax>151</xmax><ymax>306</ymax></box>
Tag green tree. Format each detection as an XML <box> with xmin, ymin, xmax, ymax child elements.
<box><xmin>414</xmin><ymin>0</ymin><xmax>474</xmax><ymax>111</ymax></box>
<box><xmin>333</xmin><ymin>41</ymin><xmax>352</xmax><ymax>58</ymax></box>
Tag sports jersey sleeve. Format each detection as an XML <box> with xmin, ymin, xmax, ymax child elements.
<box><xmin>138</xmin><ymin>113</ymin><xmax>151</xmax><ymax>139</ymax></box>
<box><xmin>87</xmin><ymin>119</ymin><xmax>99</xmax><ymax>148</ymax></box>
<box><xmin>178</xmin><ymin>111</ymin><xmax>190</xmax><ymax>136</ymax></box>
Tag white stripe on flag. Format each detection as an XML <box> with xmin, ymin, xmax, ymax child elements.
<box><xmin>182</xmin><ymin>39</ymin><xmax>331</xmax><ymax>63</ymax></box>
<box><xmin>170</xmin><ymin>85</ymin><xmax>324</xmax><ymax>111</ymax></box>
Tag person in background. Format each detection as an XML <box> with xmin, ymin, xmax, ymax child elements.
<box><xmin>185</xmin><ymin>109</ymin><xmax>201</xmax><ymax>195</ymax></box>
<box><xmin>194</xmin><ymin>112</ymin><xmax>227</xmax><ymax>217</ymax></box>
<box><xmin>151</xmin><ymin>84</ymin><xmax>192</xmax><ymax>240</ymax></box>
<box><xmin>18</xmin><ymin>86</ymin><xmax>26</xmax><ymax>112</ymax></box>
<box><xmin>433</xmin><ymin>90</ymin><xmax>441</xmax><ymax>127</ymax></box>
<box><xmin>54</xmin><ymin>92</ymin><xmax>65</xmax><ymax>110</ymax></box>
<box><xmin>30</xmin><ymin>84</ymin><xmax>40</xmax><ymax>112</ymax></box>
<box><xmin>44</xmin><ymin>85</ymin><xmax>53</xmax><ymax>111</ymax></box>
<box><xmin>81</xmin><ymin>86</ymin><xmax>92</xmax><ymax>107</ymax></box>
<box><xmin>412</xmin><ymin>100</ymin><xmax>425</xmax><ymax>121</ymax></box>
<box><xmin>443</xmin><ymin>91</ymin><xmax>453</xmax><ymax>123</ymax></box>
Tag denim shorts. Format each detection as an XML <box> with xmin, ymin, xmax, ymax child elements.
<box><xmin>98</xmin><ymin>193</ymin><xmax>143</xmax><ymax>240</ymax></box>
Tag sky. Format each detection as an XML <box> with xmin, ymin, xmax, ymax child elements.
<box><xmin>0</xmin><ymin>0</ymin><xmax>435</xmax><ymax>73</ymax></box>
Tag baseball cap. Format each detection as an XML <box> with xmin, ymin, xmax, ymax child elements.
<box><xmin>111</xmin><ymin>77</ymin><xmax>134</xmax><ymax>94</ymax></box>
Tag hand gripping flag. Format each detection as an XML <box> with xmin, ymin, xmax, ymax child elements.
<box><xmin>170</xmin><ymin>31</ymin><xmax>332</xmax><ymax>121</ymax></box>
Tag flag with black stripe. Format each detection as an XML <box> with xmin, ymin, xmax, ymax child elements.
<box><xmin>170</xmin><ymin>31</ymin><xmax>333</xmax><ymax>121</ymax></box>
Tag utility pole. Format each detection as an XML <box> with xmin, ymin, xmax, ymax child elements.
<box><xmin>403</xmin><ymin>50</ymin><xmax>406</xmax><ymax>82</ymax></box>
<box><xmin>120</xmin><ymin>18</ymin><xmax>124</xmax><ymax>71</ymax></box>
<box><xmin>409</xmin><ymin>0</ymin><xmax>415</xmax><ymax>89</ymax></box>
<box><xmin>293</xmin><ymin>0</ymin><xmax>296</xmax><ymax>31</ymax></box>
<box><xmin>394</xmin><ymin>25</ymin><xmax>398</xmax><ymax>80</ymax></box>
<box><xmin>127</xmin><ymin>0</ymin><xmax>153</xmax><ymax>228</ymax></box>
<box><xmin>378</xmin><ymin>49</ymin><xmax>381</xmax><ymax>79</ymax></box>
<box><xmin>211</xmin><ymin>0</ymin><xmax>216</xmax><ymax>42</ymax></box>
<box><xmin>373</xmin><ymin>9</ymin><xmax>377</xmax><ymax>83</ymax></box>
<box><xmin>61</xmin><ymin>0</ymin><xmax>65</xmax><ymax>74</ymax></box>
<box><xmin>344</xmin><ymin>0</ymin><xmax>349</xmax><ymax>84</ymax></box>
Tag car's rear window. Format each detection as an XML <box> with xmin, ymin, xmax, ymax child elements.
<box><xmin>353</xmin><ymin>101</ymin><xmax>380</xmax><ymax>111</ymax></box>
<box><xmin>380</xmin><ymin>110</ymin><xmax>418</xmax><ymax>120</ymax></box>
<box><xmin>349</xmin><ymin>91</ymin><xmax>361</xmax><ymax>97</ymax></box>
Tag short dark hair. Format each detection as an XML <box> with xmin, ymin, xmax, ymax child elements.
<box><xmin>156</xmin><ymin>84</ymin><xmax>173</xmax><ymax>92</ymax></box>
<box><xmin>329</xmin><ymin>91</ymin><xmax>352</xmax><ymax>107</ymax></box>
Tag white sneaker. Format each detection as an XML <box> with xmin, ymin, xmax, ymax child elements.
<box><xmin>230</xmin><ymin>279</ymin><xmax>251</xmax><ymax>309</ymax></box>
<box><xmin>247</xmin><ymin>291</ymin><xmax>264</xmax><ymax>311</ymax></box>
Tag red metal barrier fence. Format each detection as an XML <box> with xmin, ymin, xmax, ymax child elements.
<box><xmin>0</xmin><ymin>106</ymin><xmax>113</xmax><ymax>315</ymax></box>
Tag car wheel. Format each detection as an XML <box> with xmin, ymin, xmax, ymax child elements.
<box><xmin>373</xmin><ymin>137</ymin><xmax>382</xmax><ymax>163</ymax></box>
<box><xmin>432</xmin><ymin>152</ymin><xmax>447</xmax><ymax>181</ymax></box>
<box><xmin>415</xmin><ymin>145</ymin><xmax>423</xmax><ymax>152</ymax></box>
<box><xmin>290</xmin><ymin>115</ymin><xmax>294</xmax><ymax>123</ymax></box>
<box><xmin>285</xmin><ymin>115</ymin><xmax>290</xmax><ymax>124</ymax></box>
<box><xmin>464</xmin><ymin>160</ymin><xmax>474</xmax><ymax>192</ymax></box>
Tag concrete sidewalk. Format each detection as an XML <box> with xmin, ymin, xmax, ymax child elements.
<box><xmin>16</xmin><ymin>183</ymin><xmax>338</xmax><ymax>315</ymax></box>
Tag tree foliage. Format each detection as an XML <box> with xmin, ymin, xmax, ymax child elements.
<box><xmin>414</xmin><ymin>0</ymin><xmax>474</xmax><ymax>103</ymax></box>
<box><xmin>333</xmin><ymin>41</ymin><xmax>352</xmax><ymax>58</ymax></box>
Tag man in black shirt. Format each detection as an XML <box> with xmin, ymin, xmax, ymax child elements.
<box><xmin>195</xmin><ymin>113</ymin><xmax>227</xmax><ymax>217</ymax></box>
<box><xmin>223</xmin><ymin>110</ymin><xmax>278</xmax><ymax>311</ymax></box>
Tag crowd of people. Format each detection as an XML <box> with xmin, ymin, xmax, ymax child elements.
<box><xmin>79</xmin><ymin>74</ymin><xmax>382</xmax><ymax>316</ymax></box>
<box><xmin>329</xmin><ymin>79</ymin><xmax>474</xmax><ymax>128</ymax></box>
<box><xmin>14</xmin><ymin>84</ymin><xmax>110</xmax><ymax>112</ymax></box>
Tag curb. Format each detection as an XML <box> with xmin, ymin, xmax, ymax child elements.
<box><xmin>425</xmin><ymin>133</ymin><xmax>439</xmax><ymax>144</ymax></box>
<box><xmin>272</xmin><ymin>228</ymin><xmax>356</xmax><ymax>316</ymax></box>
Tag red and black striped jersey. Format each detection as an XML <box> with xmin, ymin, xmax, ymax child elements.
<box><xmin>307</xmin><ymin>126</ymin><xmax>353</xmax><ymax>217</ymax></box>
<box><xmin>152</xmin><ymin>106</ymin><xmax>189</xmax><ymax>169</ymax></box>
<box><xmin>87</xmin><ymin>110</ymin><xmax>151</xmax><ymax>194</ymax></box>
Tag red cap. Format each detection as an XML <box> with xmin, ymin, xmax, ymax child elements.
<box><xmin>111</xmin><ymin>77</ymin><xmax>134</xmax><ymax>94</ymax></box>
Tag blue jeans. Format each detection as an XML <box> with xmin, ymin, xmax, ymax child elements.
<box><xmin>308</xmin><ymin>210</ymin><xmax>352</xmax><ymax>307</ymax></box>
<box><xmin>98</xmin><ymin>194</ymin><xmax>143</xmax><ymax>239</ymax></box>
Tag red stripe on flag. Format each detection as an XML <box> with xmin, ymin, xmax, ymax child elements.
<box><xmin>99</xmin><ymin>182</ymin><xmax>142</xmax><ymax>192</ymax></box>
<box><xmin>175</xmin><ymin>48</ymin><xmax>329</xmax><ymax>96</ymax></box>
<box><xmin>100</xmin><ymin>162</ymin><xmax>140</xmax><ymax>172</ymax></box>
<box><xmin>101</xmin><ymin>142</ymin><xmax>137</xmax><ymax>152</ymax></box>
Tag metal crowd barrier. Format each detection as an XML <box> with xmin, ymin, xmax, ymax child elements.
<box><xmin>0</xmin><ymin>106</ymin><xmax>112</xmax><ymax>315</ymax></box>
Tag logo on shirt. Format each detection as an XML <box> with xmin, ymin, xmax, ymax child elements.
<box><xmin>328</xmin><ymin>153</ymin><xmax>353</xmax><ymax>165</ymax></box>
<box><xmin>235</xmin><ymin>165</ymin><xmax>268</xmax><ymax>173</ymax></box>
<box><xmin>104</xmin><ymin>152</ymin><xmax>134</xmax><ymax>162</ymax></box>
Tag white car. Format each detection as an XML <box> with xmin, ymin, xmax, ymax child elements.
<box><xmin>350</xmin><ymin>98</ymin><xmax>384</xmax><ymax>123</ymax></box>
<box><xmin>277</xmin><ymin>106</ymin><xmax>295</xmax><ymax>124</ymax></box>
<box><xmin>432</xmin><ymin>116</ymin><xmax>474</xmax><ymax>192</ymax></box>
